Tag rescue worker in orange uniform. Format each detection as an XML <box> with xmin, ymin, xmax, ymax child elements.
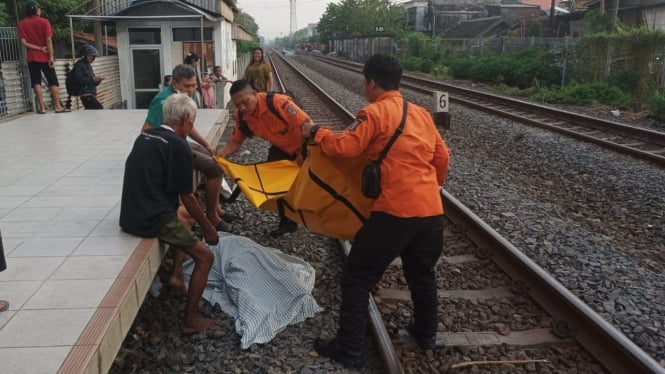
<box><xmin>219</xmin><ymin>79</ymin><xmax>314</xmax><ymax>237</ymax></box>
<box><xmin>301</xmin><ymin>54</ymin><xmax>450</xmax><ymax>369</ymax></box>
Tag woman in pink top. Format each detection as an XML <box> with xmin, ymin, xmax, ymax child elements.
<box><xmin>201</xmin><ymin>72</ymin><xmax>215</xmax><ymax>109</ymax></box>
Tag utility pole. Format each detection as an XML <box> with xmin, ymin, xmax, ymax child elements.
<box><xmin>290</xmin><ymin>0</ymin><xmax>296</xmax><ymax>36</ymax></box>
<box><xmin>91</xmin><ymin>0</ymin><xmax>104</xmax><ymax>55</ymax></box>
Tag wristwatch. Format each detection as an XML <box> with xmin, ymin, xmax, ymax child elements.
<box><xmin>309</xmin><ymin>125</ymin><xmax>321</xmax><ymax>139</ymax></box>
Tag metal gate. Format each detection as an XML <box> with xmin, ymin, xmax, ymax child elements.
<box><xmin>0</xmin><ymin>27</ymin><xmax>32</xmax><ymax>118</ymax></box>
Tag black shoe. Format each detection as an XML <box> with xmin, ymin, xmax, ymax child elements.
<box><xmin>269</xmin><ymin>220</ymin><xmax>298</xmax><ymax>238</ymax></box>
<box><xmin>407</xmin><ymin>319</ymin><xmax>441</xmax><ymax>350</ymax></box>
<box><xmin>314</xmin><ymin>338</ymin><xmax>363</xmax><ymax>369</ymax></box>
<box><xmin>221</xmin><ymin>212</ymin><xmax>239</xmax><ymax>223</ymax></box>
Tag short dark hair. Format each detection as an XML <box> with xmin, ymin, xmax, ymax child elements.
<box><xmin>230</xmin><ymin>79</ymin><xmax>253</xmax><ymax>95</ymax></box>
<box><xmin>184</xmin><ymin>52</ymin><xmax>200</xmax><ymax>64</ymax></box>
<box><xmin>172</xmin><ymin>64</ymin><xmax>196</xmax><ymax>82</ymax></box>
<box><xmin>362</xmin><ymin>54</ymin><xmax>402</xmax><ymax>91</ymax></box>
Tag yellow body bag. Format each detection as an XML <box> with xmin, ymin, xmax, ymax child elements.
<box><xmin>215</xmin><ymin>145</ymin><xmax>374</xmax><ymax>240</ymax></box>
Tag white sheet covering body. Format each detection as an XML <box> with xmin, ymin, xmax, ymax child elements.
<box><xmin>182</xmin><ymin>235</ymin><xmax>323</xmax><ymax>349</ymax></box>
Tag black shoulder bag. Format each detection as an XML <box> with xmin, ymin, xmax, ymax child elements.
<box><xmin>361</xmin><ymin>99</ymin><xmax>408</xmax><ymax>198</ymax></box>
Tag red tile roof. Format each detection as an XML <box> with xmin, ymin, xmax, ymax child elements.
<box><xmin>74</xmin><ymin>31</ymin><xmax>118</xmax><ymax>49</ymax></box>
<box><xmin>521</xmin><ymin>0</ymin><xmax>558</xmax><ymax>10</ymax></box>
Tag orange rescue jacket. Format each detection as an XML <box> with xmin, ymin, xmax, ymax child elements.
<box><xmin>231</xmin><ymin>92</ymin><xmax>311</xmax><ymax>156</ymax></box>
<box><xmin>313</xmin><ymin>91</ymin><xmax>450</xmax><ymax>218</ymax></box>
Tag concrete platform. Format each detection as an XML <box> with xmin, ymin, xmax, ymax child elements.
<box><xmin>0</xmin><ymin>108</ymin><xmax>228</xmax><ymax>374</ymax></box>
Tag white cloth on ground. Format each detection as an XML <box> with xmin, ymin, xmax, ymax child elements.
<box><xmin>182</xmin><ymin>234</ymin><xmax>322</xmax><ymax>349</ymax></box>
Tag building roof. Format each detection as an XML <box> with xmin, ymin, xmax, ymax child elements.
<box><xmin>443</xmin><ymin>15</ymin><xmax>510</xmax><ymax>37</ymax></box>
<box><xmin>74</xmin><ymin>31</ymin><xmax>118</xmax><ymax>49</ymax></box>
<box><xmin>68</xmin><ymin>0</ymin><xmax>220</xmax><ymax>21</ymax></box>
<box><xmin>521</xmin><ymin>0</ymin><xmax>559</xmax><ymax>11</ymax></box>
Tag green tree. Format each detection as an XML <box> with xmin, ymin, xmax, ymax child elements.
<box><xmin>0</xmin><ymin>3</ymin><xmax>9</xmax><ymax>25</ymax></box>
<box><xmin>1</xmin><ymin>0</ymin><xmax>89</xmax><ymax>41</ymax></box>
<box><xmin>235</xmin><ymin>11</ymin><xmax>258</xmax><ymax>38</ymax></box>
<box><xmin>317</xmin><ymin>0</ymin><xmax>405</xmax><ymax>42</ymax></box>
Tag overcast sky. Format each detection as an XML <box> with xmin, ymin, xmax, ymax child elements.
<box><xmin>237</xmin><ymin>0</ymin><xmax>332</xmax><ymax>40</ymax></box>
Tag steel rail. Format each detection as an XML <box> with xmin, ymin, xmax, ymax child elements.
<box><xmin>441</xmin><ymin>188</ymin><xmax>665</xmax><ymax>374</ymax></box>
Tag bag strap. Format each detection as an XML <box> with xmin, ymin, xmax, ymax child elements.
<box><xmin>238</xmin><ymin>112</ymin><xmax>253</xmax><ymax>137</ymax></box>
<box><xmin>377</xmin><ymin>98</ymin><xmax>408</xmax><ymax>162</ymax></box>
<box><xmin>266</xmin><ymin>92</ymin><xmax>286</xmax><ymax>123</ymax></box>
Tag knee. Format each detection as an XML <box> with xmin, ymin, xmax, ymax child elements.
<box><xmin>191</xmin><ymin>243</ymin><xmax>214</xmax><ymax>268</ymax></box>
<box><xmin>199</xmin><ymin>247</ymin><xmax>214</xmax><ymax>267</ymax></box>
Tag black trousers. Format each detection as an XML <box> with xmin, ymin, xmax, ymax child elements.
<box><xmin>336</xmin><ymin>211</ymin><xmax>443</xmax><ymax>352</ymax></box>
<box><xmin>81</xmin><ymin>95</ymin><xmax>103</xmax><ymax>110</ymax></box>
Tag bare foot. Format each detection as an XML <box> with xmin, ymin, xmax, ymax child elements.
<box><xmin>168</xmin><ymin>275</ymin><xmax>187</xmax><ymax>297</ymax></box>
<box><xmin>182</xmin><ymin>314</ymin><xmax>221</xmax><ymax>335</ymax></box>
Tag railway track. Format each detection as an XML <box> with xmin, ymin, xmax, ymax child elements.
<box><xmin>268</xmin><ymin>50</ymin><xmax>665</xmax><ymax>373</ymax></box>
<box><xmin>310</xmin><ymin>55</ymin><xmax>665</xmax><ymax>168</ymax></box>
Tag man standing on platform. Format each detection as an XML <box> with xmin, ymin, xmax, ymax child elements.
<box><xmin>121</xmin><ymin>93</ymin><xmax>220</xmax><ymax>334</ymax></box>
<box><xmin>17</xmin><ymin>0</ymin><xmax>68</xmax><ymax>114</ymax></box>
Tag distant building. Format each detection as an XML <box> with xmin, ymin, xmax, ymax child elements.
<box><xmin>68</xmin><ymin>0</ymin><xmax>251</xmax><ymax>109</ymax></box>
<box><xmin>401</xmin><ymin>0</ymin><xmax>546</xmax><ymax>38</ymax></box>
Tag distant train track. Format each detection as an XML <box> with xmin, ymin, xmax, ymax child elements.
<box><xmin>267</xmin><ymin>50</ymin><xmax>665</xmax><ymax>373</ymax></box>
<box><xmin>311</xmin><ymin>55</ymin><xmax>665</xmax><ymax>168</ymax></box>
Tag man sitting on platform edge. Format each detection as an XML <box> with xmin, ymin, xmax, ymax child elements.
<box><xmin>120</xmin><ymin>93</ymin><xmax>220</xmax><ymax>334</ymax></box>
<box><xmin>142</xmin><ymin>64</ymin><xmax>235</xmax><ymax>232</ymax></box>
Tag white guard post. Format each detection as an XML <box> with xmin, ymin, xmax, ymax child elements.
<box><xmin>432</xmin><ymin>91</ymin><xmax>451</xmax><ymax>129</ymax></box>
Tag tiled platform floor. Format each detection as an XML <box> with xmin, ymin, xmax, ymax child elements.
<box><xmin>0</xmin><ymin>109</ymin><xmax>227</xmax><ymax>374</ymax></box>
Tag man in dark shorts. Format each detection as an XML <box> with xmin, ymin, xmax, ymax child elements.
<box><xmin>121</xmin><ymin>93</ymin><xmax>220</xmax><ymax>334</ymax></box>
<box><xmin>17</xmin><ymin>1</ymin><xmax>67</xmax><ymax>114</ymax></box>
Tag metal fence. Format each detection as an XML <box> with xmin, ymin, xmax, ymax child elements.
<box><xmin>400</xmin><ymin>36</ymin><xmax>664</xmax><ymax>96</ymax></box>
<box><xmin>329</xmin><ymin>37</ymin><xmax>396</xmax><ymax>62</ymax></box>
<box><xmin>328</xmin><ymin>35</ymin><xmax>665</xmax><ymax>99</ymax></box>
<box><xmin>0</xmin><ymin>27</ymin><xmax>33</xmax><ymax>118</ymax></box>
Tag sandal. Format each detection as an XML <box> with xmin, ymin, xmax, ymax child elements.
<box><xmin>0</xmin><ymin>300</ymin><xmax>9</xmax><ymax>312</ymax></box>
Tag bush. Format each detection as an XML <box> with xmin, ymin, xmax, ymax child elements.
<box><xmin>402</xmin><ymin>56</ymin><xmax>422</xmax><ymax>72</ymax></box>
<box><xmin>605</xmin><ymin>70</ymin><xmax>640</xmax><ymax>94</ymax></box>
<box><xmin>648</xmin><ymin>91</ymin><xmax>665</xmax><ymax>120</ymax></box>
<box><xmin>448</xmin><ymin>58</ymin><xmax>473</xmax><ymax>79</ymax></box>
<box><xmin>448</xmin><ymin>50</ymin><xmax>560</xmax><ymax>88</ymax></box>
<box><xmin>420</xmin><ymin>58</ymin><xmax>434</xmax><ymax>73</ymax></box>
<box><xmin>538</xmin><ymin>81</ymin><xmax>631</xmax><ymax>106</ymax></box>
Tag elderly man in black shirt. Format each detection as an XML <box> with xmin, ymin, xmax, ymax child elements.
<box><xmin>120</xmin><ymin>93</ymin><xmax>219</xmax><ymax>334</ymax></box>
